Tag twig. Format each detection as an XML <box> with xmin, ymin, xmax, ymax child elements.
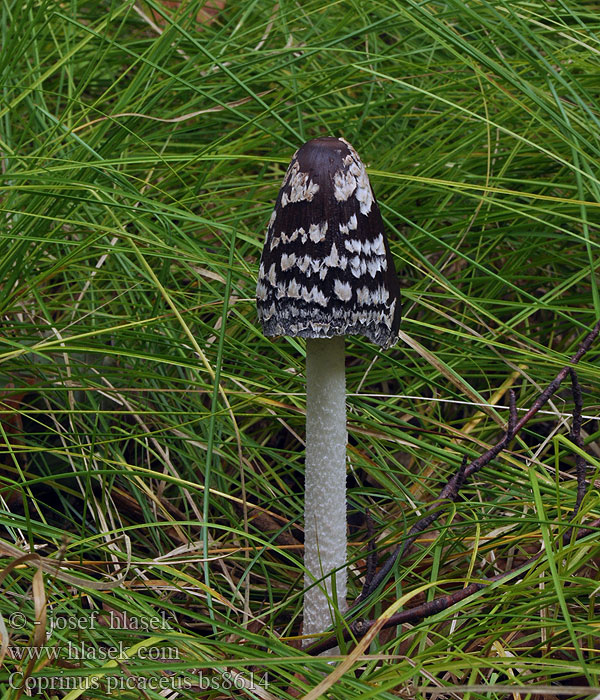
<box><xmin>509</xmin><ymin>320</ymin><xmax>600</xmax><ymax>437</ymax></box>
<box><xmin>507</xmin><ymin>388</ymin><xmax>517</xmax><ymax>438</ymax></box>
<box><xmin>568</xmin><ymin>368</ymin><xmax>588</xmax><ymax>518</ymax></box>
<box><xmin>364</xmin><ymin>508</ymin><xmax>377</xmax><ymax>591</ymax></box>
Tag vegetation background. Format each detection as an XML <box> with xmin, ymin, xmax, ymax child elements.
<box><xmin>0</xmin><ymin>0</ymin><xmax>599</xmax><ymax>698</ymax></box>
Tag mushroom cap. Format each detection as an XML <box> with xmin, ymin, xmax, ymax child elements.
<box><xmin>256</xmin><ymin>137</ymin><xmax>401</xmax><ymax>348</ymax></box>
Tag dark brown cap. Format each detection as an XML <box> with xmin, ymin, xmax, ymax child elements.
<box><xmin>256</xmin><ymin>137</ymin><xmax>401</xmax><ymax>348</ymax></box>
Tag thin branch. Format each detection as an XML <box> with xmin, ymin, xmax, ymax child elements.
<box><xmin>568</xmin><ymin>368</ymin><xmax>587</xmax><ymax>517</ymax></box>
<box><xmin>510</xmin><ymin>320</ymin><xmax>600</xmax><ymax>436</ymax></box>
<box><xmin>364</xmin><ymin>508</ymin><xmax>377</xmax><ymax>591</ymax></box>
<box><xmin>507</xmin><ymin>388</ymin><xmax>517</xmax><ymax>439</ymax></box>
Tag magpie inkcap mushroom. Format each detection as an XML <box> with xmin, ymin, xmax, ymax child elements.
<box><xmin>256</xmin><ymin>136</ymin><xmax>401</xmax><ymax>642</ymax></box>
<box><xmin>256</xmin><ymin>136</ymin><xmax>401</xmax><ymax>348</ymax></box>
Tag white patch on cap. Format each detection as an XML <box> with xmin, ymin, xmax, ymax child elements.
<box><xmin>289</xmin><ymin>227</ymin><xmax>305</xmax><ymax>244</ymax></box>
<box><xmin>355</xmin><ymin>165</ymin><xmax>373</xmax><ymax>215</ymax></box>
<box><xmin>263</xmin><ymin>302</ymin><xmax>276</xmax><ymax>320</ymax></box>
<box><xmin>337</xmin><ymin>141</ymin><xmax>375</xmax><ymax>214</ymax></box>
<box><xmin>333</xmin><ymin>169</ymin><xmax>357</xmax><ymax>202</ymax></box>
<box><xmin>350</xmin><ymin>257</ymin><xmax>367</xmax><ymax>278</ymax></box>
<box><xmin>357</xmin><ymin>286</ymin><xmax>371</xmax><ymax>305</ymax></box>
<box><xmin>282</xmin><ymin>161</ymin><xmax>320</xmax><ymax>207</ymax></box>
<box><xmin>345</xmin><ymin>239</ymin><xmax>363</xmax><ymax>254</ymax></box>
<box><xmin>308</xmin><ymin>221</ymin><xmax>328</xmax><ymax>243</ymax></box>
<box><xmin>281</xmin><ymin>252</ymin><xmax>296</xmax><ymax>271</ymax></box>
<box><xmin>311</xmin><ymin>287</ymin><xmax>329</xmax><ymax>307</ymax></box>
<box><xmin>334</xmin><ymin>279</ymin><xmax>352</xmax><ymax>301</ymax></box>
<box><xmin>387</xmin><ymin>299</ymin><xmax>397</xmax><ymax>326</ymax></box>
<box><xmin>268</xmin><ymin>210</ymin><xmax>277</xmax><ymax>228</ymax></box>
<box><xmin>288</xmin><ymin>278</ymin><xmax>301</xmax><ymax>298</ymax></box>
<box><xmin>368</xmin><ymin>257</ymin><xmax>383</xmax><ymax>277</ymax></box>
<box><xmin>369</xmin><ymin>233</ymin><xmax>382</xmax><ymax>255</ymax></box>
<box><xmin>297</xmin><ymin>255</ymin><xmax>311</xmax><ymax>273</ymax></box>
<box><xmin>256</xmin><ymin>281</ymin><xmax>268</xmax><ymax>301</ymax></box>
<box><xmin>323</xmin><ymin>242</ymin><xmax>340</xmax><ymax>268</ymax></box>
<box><xmin>300</xmin><ymin>285</ymin><xmax>329</xmax><ymax>307</ymax></box>
<box><xmin>269</xmin><ymin>235</ymin><xmax>280</xmax><ymax>251</ymax></box>
<box><xmin>339</xmin><ymin>214</ymin><xmax>357</xmax><ymax>236</ymax></box>
<box><xmin>267</xmin><ymin>263</ymin><xmax>277</xmax><ymax>286</ymax></box>
<box><xmin>283</xmin><ymin>161</ymin><xmax>298</xmax><ymax>187</ymax></box>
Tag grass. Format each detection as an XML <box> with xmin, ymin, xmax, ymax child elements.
<box><xmin>0</xmin><ymin>0</ymin><xmax>599</xmax><ymax>697</ymax></box>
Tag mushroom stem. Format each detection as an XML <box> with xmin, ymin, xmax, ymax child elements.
<box><xmin>303</xmin><ymin>335</ymin><xmax>347</xmax><ymax>641</ymax></box>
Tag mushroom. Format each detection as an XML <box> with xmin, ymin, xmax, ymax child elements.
<box><xmin>256</xmin><ymin>137</ymin><xmax>401</xmax><ymax>642</ymax></box>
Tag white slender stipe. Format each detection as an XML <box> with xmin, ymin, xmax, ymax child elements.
<box><xmin>303</xmin><ymin>336</ymin><xmax>348</xmax><ymax>639</ymax></box>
